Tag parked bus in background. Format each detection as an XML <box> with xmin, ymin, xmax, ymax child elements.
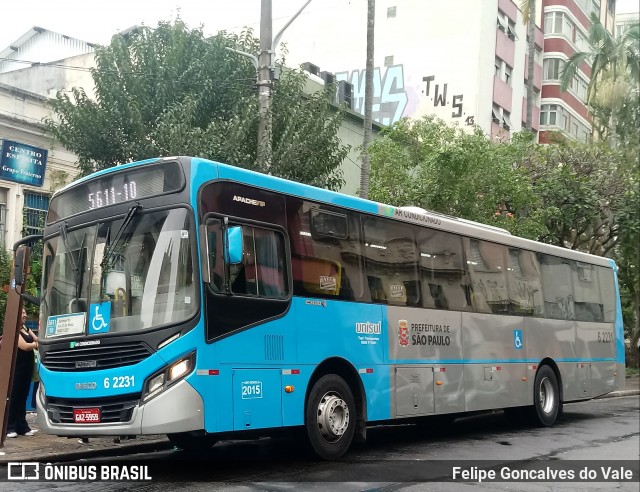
<box><xmin>22</xmin><ymin>156</ymin><xmax>624</xmax><ymax>459</ymax></box>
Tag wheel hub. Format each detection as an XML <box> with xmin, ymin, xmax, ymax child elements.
<box><xmin>539</xmin><ymin>377</ymin><xmax>555</xmax><ymax>414</ymax></box>
<box><xmin>317</xmin><ymin>391</ymin><xmax>350</xmax><ymax>442</ymax></box>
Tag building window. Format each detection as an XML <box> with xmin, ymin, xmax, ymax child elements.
<box><xmin>492</xmin><ymin>105</ymin><xmax>501</xmax><ymax>125</ymax></box>
<box><xmin>384</xmin><ymin>55</ymin><xmax>394</xmax><ymax>67</ymax></box>
<box><xmin>543</xmin><ymin>58</ymin><xmax>563</xmax><ymax>80</ymax></box>
<box><xmin>23</xmin><ymin>192</ymin><xmax>50</xmax><ymax>236</ymax></box>
<box><xmin>503</xmin><ymin>111</ymin><xmax>512</xmax><ymax>130</ymax></box>
<box><xmin>540</xmin><ymin>104</ymin><xmax>558</xmax><ymax>126</ymax></box>
<box><xmin>495</xmin><ymin>58</ymin><xmax>513</xmax><ymax>86</ymax></box>
<box><xmin>387</xmin><ymin>6</ymin><xmax>397</xmax><ymax>18</ymax></box>
<box><xmin>570</xmin><ymin>74</ymin><xmax>588</xmax><ymax>102</ymax></box>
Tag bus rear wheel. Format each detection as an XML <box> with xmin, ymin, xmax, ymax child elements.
<box><xmin>530</xmin><ymin>365</ymin><xmax>560</xmax><ymax>427</ymax></box>
<box><xmin>305</xmin><ymin>374</ymin><xmax>355</xmax><ymax>460</ymax></box>
<box><xmin>168</xmin><ymin>432</ymin><xmax>217</xmax><ymax>452</ymax></box>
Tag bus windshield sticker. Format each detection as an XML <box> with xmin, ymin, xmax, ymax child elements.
<box><xmin>390</xmin><ymin>284</ymin><xmax>405</xmax><ymax>298</ymax></box>
<box><xmin>181</xmin><ymin>230</ymin><xmax>189</xmax><ymax>239</ymax></box>
<box><xmin>513</xmin><ymin>330</ymin><xmax>524</xmax><ymax>350</ymax></box>
<box><xmin>46</xmin><ymin>313</ymin><xmax>86</xmax><ymax>338</ymax></box>
<box><xmin>89</xmin><ymin>302</ymin><xmax>111</xmax><ymax>335</ymax></box>
<box><xmin>320</xmin><ymin>276</ymin><xmax>337</xmax><ymax>291</ymax></box>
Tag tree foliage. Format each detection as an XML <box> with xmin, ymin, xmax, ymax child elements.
<box><xmin>45</xmin><ymin>21</ymin><xmax>348</xmax><ymax>190</ymax></box>
<box><xmin>368</xmin><ymin>117</ymin><xmax>544</xmax><ymax>239</ymax></box>
<box><xmin>525</xmin><ymin>141</ymin><xmax>637</xmax><ymax>256</ymax></box>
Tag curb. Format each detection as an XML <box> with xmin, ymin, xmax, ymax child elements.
<box><xmin>595</xmin><ymin>389</ymin><xmax>640</xmax><ymax>399</ymax></box>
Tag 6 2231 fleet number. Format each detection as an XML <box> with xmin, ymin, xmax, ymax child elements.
<box><xmin>103</xmin><ymin>375</ymin><xmax>135</xmax><ymax>389</ymax></box>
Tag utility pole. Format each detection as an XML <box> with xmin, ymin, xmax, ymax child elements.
<box><xmin>257</xmin><ymin>0</ymin><xmax>273</xmax><ymax>171</ymax></box>
<box><xmin>256</xmin><ymin>0</ymin><xmax>313</xmax><ymax>172</ymax></box>
<box><xmin>360</xmin><ymin>0</ymin><xmax>375</xmax><ymax>199</ymax></box>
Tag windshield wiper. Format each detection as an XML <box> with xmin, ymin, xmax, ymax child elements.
<box><xmin>100</xmin><ymin>202</ymin><xmax>142</xmax><ymax>271</ymax></box>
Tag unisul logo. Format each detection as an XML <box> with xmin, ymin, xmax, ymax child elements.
<box><xmin>355</xmin><ymin>321</ymin><xmax>381</xmax><ymax>334</ymax></box>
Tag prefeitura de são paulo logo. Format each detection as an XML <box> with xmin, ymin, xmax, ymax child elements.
<box><xmin>398</xmin><ymin>319</ymin><xmax>409</xmax><ymax>347</ymax></box>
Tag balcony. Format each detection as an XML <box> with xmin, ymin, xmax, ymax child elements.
<box><xmin>521</xmin><ymin>97</ymin><xmax>540</xmax><ymax>131</ymax></box>
<box><xmin>493</xmin><ymin>76</ymin><xmax>513</xmax><ymax>112</ymax></box>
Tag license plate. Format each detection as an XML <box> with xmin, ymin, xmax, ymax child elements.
<box><xmin>73</xmin><ymin>408</ymin><xmax>100</xmax><ymax>423</ymax></box>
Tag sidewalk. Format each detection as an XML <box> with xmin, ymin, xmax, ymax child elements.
<box><xmin>1</xmin><ymin>376</ymin><xmax>638</xmax><ymax>462</ymax></box>
<box><xmin>0</xmin><ymin>414</ymin><xmax>172</xmax><ymax>462</ymax></box>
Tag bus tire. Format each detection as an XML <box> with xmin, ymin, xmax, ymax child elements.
<box><xmin>530</xmin><ymin>365</ymin><xmax>560</xmax><ymax>427</ymax></box>
<box><xmin>167</xmin><ymin>432</ymin><xmax>217</xmax><ymax>452</ymax></box>
<box><xmin>305</xmin><ymin>374</ymin><xmax>355</xmax><ymax>460</ymax></box>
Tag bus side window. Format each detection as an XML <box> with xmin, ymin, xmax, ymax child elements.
<box><xmin>506</xmin><ymin>248</ymin><xmax>544</xmax><ymax>316</ymax></box>
<box><xmin>417</xmin><ymin>229</ymin><xmax>470</xmax><ymax>311</ymax></box>
<box><xmin>465</xmin><ymin>239</ymin><xmax>509</xmax><ymax>314</ymax></box>
<box><xmin>572</xmin><ymin>261</ymin><xmax>604</xmax><ymax>322</ymax></box>
<box><xmin>286</xmin><ymin>197</ymin><xmax>365</xmax><ymax>302</ymax></box>
<box><xmin>538</xmin><ymin>253</ymin><xmax>574</xmax><ymax>320</ymax></box>
<box><xmin>362</xmin><ymin>217</ymin><xmax>419</xmax><ymax>307</ymax></box>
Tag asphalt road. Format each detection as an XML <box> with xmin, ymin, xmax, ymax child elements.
<box><xmin>3</xmin><ymin>395</ymin><xmax>639</xmax><ymax>491</ymax></box>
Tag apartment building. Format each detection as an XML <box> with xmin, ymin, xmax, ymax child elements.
<box><xmin>277</xmin><ymin>0</ymin><xmax>616</xmax><ymax>142</ymax></box>
<box><xmin>539</xmin><ymin>0</ymin><xmax>616</xmax><ymax>143</ymax></box>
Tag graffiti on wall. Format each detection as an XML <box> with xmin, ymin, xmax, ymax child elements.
<box><xmin>334</xmin><ymin>66</ymin><xmax>475</xmax><ymax>127</ymax></box>
<box><xmin>422</xmin><ymin>75</ymin><xmax>475</xmax><ymax>126</ymax></box>
<box><xmin>336</xmin><ymin>65</ymin><xmax>409</xmax><ymax>125</ymax></box>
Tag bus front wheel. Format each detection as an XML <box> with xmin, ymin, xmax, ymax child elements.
<box><xmin>305</xmin><ymin>374</ymin><xmax>356</xmax><ymax>460</ymax></box>
<box><xmin>530</xmin><ymin>365</ymin><xmax>560</xmax><ymax>427</ymax></box>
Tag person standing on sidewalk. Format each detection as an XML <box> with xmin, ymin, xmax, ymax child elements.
<box><xmin>6</xmin><ymin>308</ymin><xmax>39</xmax><ymax>438</ymax></box>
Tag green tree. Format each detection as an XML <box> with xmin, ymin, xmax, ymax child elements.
<box><xmin>525</xmin><ymin>141</ymin><xmax>637</xmax><ymax>255</ymax></box>
<box><xmin>368</xmin><ymin>117</ymin><xmax>545</xmax><ymax>239</ymax></box>
<box><xmin>46</xmin><ymin>21</ymin><xmax>348</xmax><ymax>190</ymax></box>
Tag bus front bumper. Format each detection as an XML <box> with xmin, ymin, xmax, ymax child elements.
<box><xmin>36</xmin><ymin>380</ymin><xmax>205</xmax><ymax>436</ymax></box>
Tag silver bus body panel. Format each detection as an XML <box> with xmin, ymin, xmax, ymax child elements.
<box><xmin>36</xmin><ymin>380</ymin><xmax>204</xmax><ymax>436</ymax></box>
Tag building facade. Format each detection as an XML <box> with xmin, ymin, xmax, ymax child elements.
<box><xmin>271</xmin><ymin>0</ymin><xmax>617</xmax><ymax>142</ymax></box>
<box><xmin>539</xmin><ymin>0</ymin><xmax>616</xmax><ymax>143</ymax></box>
<box><xmin>0</xmin><ymin>83</ymin><xmax>79</xmax><ymax>249</ymax></box>
<box><xmin>274</xmin><ymin>0</ymin><xmax>544</xmax><ymax>140</ymax></box>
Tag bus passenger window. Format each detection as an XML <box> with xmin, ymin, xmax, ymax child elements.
<box><xmin>538</xmin><ymin>254</ymin><xmax>574</xmax><ymax>320</ymax></box>
<box><xmin>286</xmin><ymin>198</ymin><xmax>364</xmax><ymax>302</ymax></box>
<box><xmin>506</xmin><ymin>248</ymin><xmax>544</xmax><ymax>316</ymax></box>
<box><xmin>572</xmin><ymin>261</ymin><xmax>604</xmax><ymax>322</ymax></box>
<box><xmin>465</xmin><ymin>239</ymin><xmax>509</xmax><ymax>314</ymax></box>
<box><xmin>362</xmin><ymin>217</ymin><xmax>419</xmax><ymax>307</ymax></box>
<box><xmin>417</xmin><ymin>229</ymin><xmax>469</xmax><ymax>311</ymax></box>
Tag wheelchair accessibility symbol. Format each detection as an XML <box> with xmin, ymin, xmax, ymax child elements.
<box><xmin>89</xmin><ymin>302</ymin><xmax>111</xmax><ymax>334</ymax></box>
<box><xmin>513</xmin><ymin>329</ymin><xmax>524</xmax><ymax>350</ymax></box>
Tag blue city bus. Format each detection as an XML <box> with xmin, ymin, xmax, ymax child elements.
<box><xmin>29</xmin><ymin>156</ymin><xmax>624</xmax><ymax>459</ymax></box>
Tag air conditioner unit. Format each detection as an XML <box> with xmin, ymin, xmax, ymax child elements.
<box><xmin>320</xmin><ymin>71</ymin><xmax>336</xmax><ymax>86</ymax></box>
<box><xmin>337</xmin><ymin>80</ymin><xmax>353</xmax><ymax>109</ymax></box>
<box><xmin>301</xmin><ymin>62</ymin><xmax>320</xmax><ymax>76</ymax></box>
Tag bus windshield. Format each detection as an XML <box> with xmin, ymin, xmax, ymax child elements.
<box><xmin>40</xmin><ymin>208</ymin><xmax>197</xmax><ymax>338</ymax></box>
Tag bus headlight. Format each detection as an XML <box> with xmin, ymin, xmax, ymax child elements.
<box><xmin>142</xmin><ymin>352</ymin><xmax>195</xmax><ymax>402</ymax></box>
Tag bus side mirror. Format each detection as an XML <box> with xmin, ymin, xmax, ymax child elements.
<box><xmin>13</xmin><ymin>246</ymin><xmax>27</xmax><ymax>286</ymax></box>
<box><xmin>226</xmin><ymin>226</ymin><xmax>243</xmax><ymax>265</ymax></box>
